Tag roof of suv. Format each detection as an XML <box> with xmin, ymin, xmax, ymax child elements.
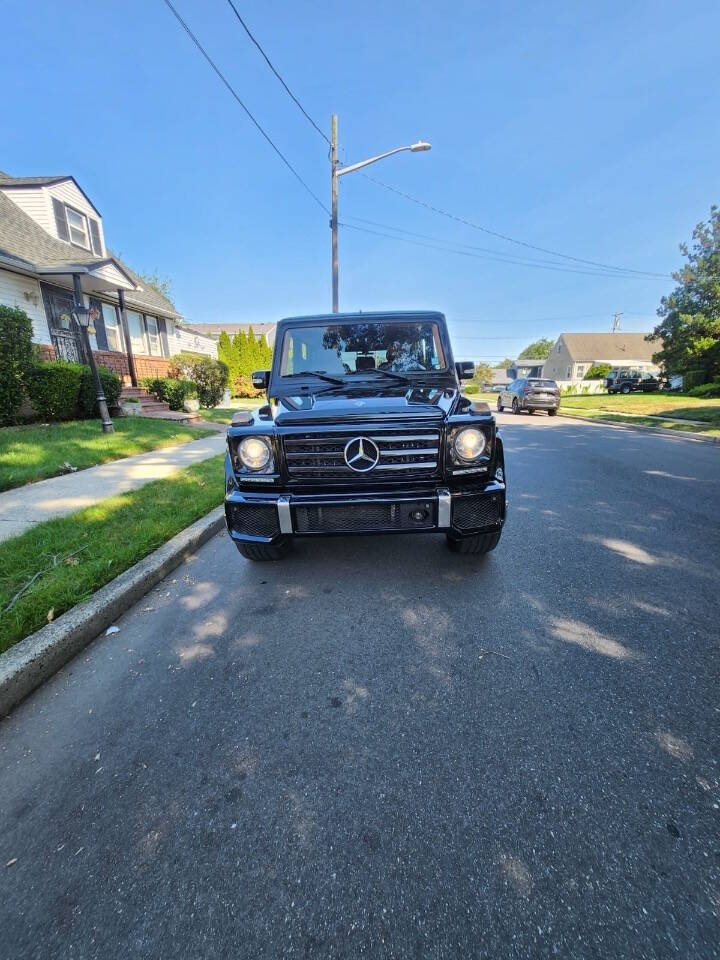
<box><xmin>278</xmin><ymin>310</ymin><xmax>446</xmax><ymax>325</ymax></box>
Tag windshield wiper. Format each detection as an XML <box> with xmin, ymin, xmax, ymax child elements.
<box><xmin>361</xmin><ymin>368</ymin><xmax>412</xmax><ymax>384</ymax></box>
<box><xmin>284</xmin><ymin>370</ymin><xmax>345</xmax><ymax>385</ymax></box>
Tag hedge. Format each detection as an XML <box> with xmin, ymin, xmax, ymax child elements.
<box><xmin>0</xmin><ymin>304</ymin><xmax>34</xmax><ymax>425</ymax></box>
<box><xmin>141</xmin><ymin>376</ymin><xmax>196</xmax><ymax>410</ymax></box>
<box><xmin>463</xmin><ymin>384</ymin><xmax>479</xmax><ymax>395</ymax></box>
<box><xmin>25</xmin><ymin>362</ymin><xmax>122</xmax><ymax>421</ymax></box>
<box><xmin>687</xmin><ymin>380</ymin><xmax>720</xmax><ymax>399</ymax></box>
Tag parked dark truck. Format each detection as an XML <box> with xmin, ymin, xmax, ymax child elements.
<box><xmin>224</xmin><ymin>311</ymin><xmax>506</xmax><ymax>560</ymax></box>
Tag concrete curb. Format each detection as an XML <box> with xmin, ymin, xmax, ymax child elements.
<box><xmin>558</xmin><ymin>413</ymin><xmax>720</xmax><ymax>444</ymax></box>
<box><xmin>0</xmin><ymin>505</ymin><xmax>226</xmax><ymax>718</ymax></box>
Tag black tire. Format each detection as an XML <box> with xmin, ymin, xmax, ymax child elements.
<box><xmin>527</xmin><ymin>408</ymin><xmax>535</xmax><ymax>414</ymax></box>
<box><xmin>446</xmin><ymin>530</ymin><xmax>501</xmax><ymax>555</ymax></box>
<box><xmin>236</xmin><ymin>537</ymin><xmax>293</xmax><ymax>561</ymax></box>
<box><xmin>512</xmin><ymin>398</ymin><xmax>521</xmax><ymax>414</ymax></box>
<box><xmin>548</xmin><ymin>408</ymin><xmax>558</xmax><ymax>416</ymax></box>
<box><xmin>620</xmin><ymin>384</ymin><xmax>631</xmax><ymax>394</ymax></box>
<box><xmin>496</xmin><ymin>397</ymin><xmax>504</xmax><ymax>412</ymax></box>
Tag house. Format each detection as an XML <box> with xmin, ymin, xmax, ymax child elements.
<box><xmin>507</xmin><ymin>357</ymin><xmax>545</xmax><ymax>380</ymax></box>
<box><xmin>0</xmin><ymin>170</ymin><xmax>217</xmax><ymax>386</ymax></box>
<box><xmin>186</xmin><ymin>321</ymin><xmax>277</xmax><ymax>346</ymax></box>
<box><xmin>542</xmin><ymin>332</ymin><xmax>659</xmax><ymax>382</ymax></box>
<box><xmin>489</xmin><ymin>368</ymin><xmax>510</xmax><ymax>389</ymax></box>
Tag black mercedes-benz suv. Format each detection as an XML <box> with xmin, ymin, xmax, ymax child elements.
<box><xmin>224</xmin><ymin>311</ymin><xmax>506</xmax><ymax>560</ymax></box>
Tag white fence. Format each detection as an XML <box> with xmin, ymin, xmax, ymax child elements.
<box><xmin>554</xmin><ymin>378</ymin><xmax>606</xmax><ymax>394</ymax></box>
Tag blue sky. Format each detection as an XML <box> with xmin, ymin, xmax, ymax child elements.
<box><xmin>3</xmin><ymin>0</ymin><xmax>719</xmax><ymax>361</ymax></box>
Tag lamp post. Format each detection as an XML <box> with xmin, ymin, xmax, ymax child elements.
<box><xmin>72</xmin><ymin>274</ymin><xmax>114</xmax><ymax>434</ymax></box>
<box><xmin>330</xmin><ymin>114</ymin><xmax>431</xmax><ymax>312</ymax></box>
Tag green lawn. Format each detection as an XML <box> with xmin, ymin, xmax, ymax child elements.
<box><xmin>558</xmin><ymin>394</ymin><xmax>720</xmax><ymax>435</ymax></box>
<box><xmin>196</xmin><ymin>398</ymin><xmax>266</xmax><ymax>425</ymax></box>
<box><xmin>0</xmin><ymin>419</ymin><xmax>215</xmax><ymax>492</ymax></box>
<box><xmin>0</xmin><ymin>455</ymin><xmax>225</xmax><ymax>653</ymax></box>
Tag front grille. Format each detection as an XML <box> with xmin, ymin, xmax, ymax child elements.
<box><xmin>452</xmin><ymin>495</ymin><xmax>502</xmax><ymax>531</ymax></box>
<box><xmin>226</xmin><ymin>502</ymin><xmax>280</xmax><ymax>539</ymax></box>
<box><xmin>294</xmin><ymin>501</ymin><xmax>435</xmax><ymax>534</ymax></box>
<box><xmin>283</xmin><ymin>428</ymin><xmax>441</xmax><ymax>480</ymax></box>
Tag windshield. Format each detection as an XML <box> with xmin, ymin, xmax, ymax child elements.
<box><xmin>278</xmin><ymin>321</ymin><xmax>446</xmax><ymax>377</ymax></box>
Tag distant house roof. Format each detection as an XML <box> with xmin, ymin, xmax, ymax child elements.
<box><xmin>0</xmin><ymin>170</ymin><xmax>102</xmax><ymax>215</ymax></box>
<box><xmin>560</xmin><ymin>332</ymin><xmax>656</xmax><ymax>363</ymax></box>
<box><xmin>0</xmin><ymin>185</ymin><xmax>178</xmax><ymax>317</ymax></box>
<box><xmin>186</xmin><ymin>322</ymin><xmax>276</xmax><ymax>342</ymax></box>
<box><xmin>490</xmin><ymin>368</ymin><xmax>510</xmax><ymax>385</ymax></box>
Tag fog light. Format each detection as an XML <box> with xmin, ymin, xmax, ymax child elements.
<box><xmin>411</xmin><ymin>509</ymin><xmax>428</xmax><ymax>521</ymax></box>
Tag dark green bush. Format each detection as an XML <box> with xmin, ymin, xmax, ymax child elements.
<box><xmin>687</xmin><ymin>380</ymin><xmax>720</xmax><ymax>398</ymax></box>
<box><xmin>77</xmin><ymin>366</ymin><xmax>122</xmax><ymax>417</ymax></box>
<box><xmin>142</xmin><ymin>376</ymin><xmax>196</xmax><ymax>410</ymax></box>
<box><xmin>0</xmin><ymin>304</ymin><xmax>35</xmax><ymax>425</ymax></box>
<box><xmin>26</xmin><ymin>362</ymin><xmax>85</xmax><ymax>420</ymax></box>
<box><xmin>682</xmin><ymin>369</ymin><xmax>708</xmax><ymax>391</ymax></box>
<box><xmin>169</xmin><ymin>354</ymin><xmax>228</xmax><ymax>407</ymax></box>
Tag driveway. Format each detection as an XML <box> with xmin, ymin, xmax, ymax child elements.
<box><xmin>1</xmin><ymin>415</ymin><xmax>718</xmax><ymax>959</ymax></box>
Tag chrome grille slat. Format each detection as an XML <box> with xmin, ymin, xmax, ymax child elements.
<box><xmin>283</xmin><ymin>427</ymin><xmax>441</xmax><ymax>480</ymax></box>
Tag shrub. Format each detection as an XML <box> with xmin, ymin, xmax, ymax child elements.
<box><xmin>169</xmin><ymin>354</ymin><xmax>228</xmax><ymax>407</ymax></box>
<box><xmin>77</xmin><ymin>366</ymin><xmax>122</xmax><ymax>417</ymax></box>
<box><xmin>687</xmin><ymin>380</ymin><xmax>720</xmax><ymax>398</ymax></box>
<box><xmin>682</xmin><ymin>369</ymin><xmax>708</xmax><ymax>391</ymax></box>
<box><xmin>26</xmin><ymin>362</ymin><xmax>85</xmax><ymax>420</ymax></box>
<box><xmin>232</xmin><ymin>375</ymin><xmax>263</xmax><ymax>399</ymax></box>
<box><xmin>0</xmin><ymin>304</ymin><xmax>35</xmax><ymax>425</ymax></box>
<box><xmin>584</xmin><ymin>363</ymin><xmax>611</xmax><ymax>380</ymax></box>
<box><xmin>464</xmin><ymin>384</ymin><xmax>479</xmax><ymax>395</ymax></box>
<box><xmin>142</xmin><ymin>376</ymin><xmax>196</xmax><ymax>410</ymax></box>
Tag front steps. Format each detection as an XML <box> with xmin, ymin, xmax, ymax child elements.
<box><xmin>119</xmin><ymin>387</ymin><xmax>202</xmax><ymax>424</ymax></box>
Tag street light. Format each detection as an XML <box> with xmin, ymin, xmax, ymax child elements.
<box><xmin>330</xmin><ymin>114</ymin><xmax>431</xmax><ymax>312</ymax></box>
<box><xmin>72</xmin><ymin>274</ymin><xmax>114</xmax><ymax>434</ymax></box>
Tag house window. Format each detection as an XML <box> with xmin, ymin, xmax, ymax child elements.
<box><xmin>102</xmin><ymin>303</ymin><xmax>124</xmax><ymax>352</ymax></box>
<box><xmin>144</xmin><ymin>315</ymin><xmax>161</xmax><ymax>356</ymax></box>
<box><xmin>65</xmin><ymin>206</ymin><xmax>90</xmax><ymax>249</ymax></box>
<box><xmin>566</xmin><ymin>365</ymin><xmax>572</xmax><ymax>378</ymax></box>
<box><xmin>576</xmin><ymin>364</ymin><xmax>586</xmax><ymax>378</ymax></box>
<box><xmin>557</xmin><ymin>344</ymin><xmax>561</xmax><ymax>353</ymax></box>
<box><xmin>127</xmin><ymin>310</ymin><xmax>147</xmax><ymax>354</ymax></box>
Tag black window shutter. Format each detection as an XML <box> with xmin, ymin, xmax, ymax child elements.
<box><xmin>88</xmin><ymin>218</ymin><xmax>103</xmax><ymax>255</ymax></box>
<box><xmin>90</xmin><ymin>298</ymin><xmax>109</xmax><ymax>351</ymax></box>
<box><xmin>52</xmin><ymin>198</ymin><xmax>69</xmax><ymax>241</ymax></box>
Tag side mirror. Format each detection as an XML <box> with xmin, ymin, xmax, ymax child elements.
<box><xmin>251</xmin><ymin>369</ymin><xmax>270</xmax><ymax>390</ymax></box>
<box><xmin>455</xmin><ymin>361</ymin><xmax>475</xmax><ymax>381</ymax></box>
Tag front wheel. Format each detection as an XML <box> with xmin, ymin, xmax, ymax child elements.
<box><xmin>446</xmin><ymin>530</ymin><xmax>501</xmax><ymax>555</ymax></box>
<box><xmin>620</xmin><ymin>384</ymin><xmax>631</xmax><ymax>394</ymax></box>
<box><xmin>548</xmin><ymin>408</ymin><xmax>558</xmax><ymax>416</ymax></box>
<box><xmin>496</xmin><ymin>397</ymin><xmax>504</xmax><ymax>412</ymax></box>
<box><xmin>512</xmin><ymin>398</ymin><xmax>521</xmax><ymax>414</ymax></box>
<box><xmin>236</xmin><ymin>537</ymin><xmax>293</xmax><ymax>561</ymax></box>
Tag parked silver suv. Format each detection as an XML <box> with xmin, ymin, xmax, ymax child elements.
<box><xmin>497</xmin><ymin>378</ymin><xmax>560</xmax><ymax>415</ymax></box>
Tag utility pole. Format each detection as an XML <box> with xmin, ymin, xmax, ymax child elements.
<box><xmin>330</xmin><ymin>113</ymin><xmax>339</xmax><ymax>313</ymax></box>
<box><xmin>611</xmin><ymin>312</ymin><xmax>623</xmax><ymax>333</ymax></box>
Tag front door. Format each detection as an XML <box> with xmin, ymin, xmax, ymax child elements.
<box><xmin>41</xmin><ymin>283</ymin><xmax>87</xmax><ymax>363</ymax></box>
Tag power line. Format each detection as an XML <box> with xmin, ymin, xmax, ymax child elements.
<box><xmin>339</xmin><ymin>220</ymin><xmax>668</xmax><ymax>281</ymax></box>
<box><xmin>224</xmin><ymin>0</ymin><xmax>330</xmax><ymax>145</ymax></box>
<box><xmin>160</xmin><ymin>0</ymin><xmax>328</xmax><ymax>215</ymax></box>
<box><xmin>358</xmin><ymin>172</ymin><xmax>670</xmax><ymax>279</ymax></box>
<box><xmin>343</xmin><ymin>214</ymin><xmax>670</xmax><ymax>279</ymax></box>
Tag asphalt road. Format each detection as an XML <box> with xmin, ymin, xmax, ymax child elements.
<box><xmin>1</xmin><ymin>415</ymin><xmax>718</xmax><ymax>960</ymax></box>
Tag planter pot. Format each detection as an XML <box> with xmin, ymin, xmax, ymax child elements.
<box><xmin>120</xmin><ymin>401</ymin><xmax>142</xmax><ymax>416</ymax></box>
<box><xmin>183</xmin><ymin>398</ymin><xmax>200</xmax><ymax>413</ymax></box>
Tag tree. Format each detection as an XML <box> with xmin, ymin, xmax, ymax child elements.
<box><xmin>473</xmin><ymin>362</ymin><xmax>494</xmax><ymax>386</ymax></box>
<box><xmin>138</xmin><ymin>270</ymin><xmax>174</xmax><ymax>306</ymax></box>
<box><xmin>217</xmin><ymin>331</ymin><xmax>239</xmax><ymax>386</ymax></box>
<box><xmin>584</xmin><ymin>363</ymin><xmax>611</xmax><ymax>380</ymax></box>
<box><xmin>648</xmin><ymin>205</ymin><xmax>720</xmax><ymax>382</ymax></box>
<box><xmin>519</xmin><ymin>338</ymin><xmax>554</xmax><ymax>359</ymax></box>
<box><xmin>493</xmin><ymin>357</ymin><xmax>514</xmax><ymax>369</ymax></box>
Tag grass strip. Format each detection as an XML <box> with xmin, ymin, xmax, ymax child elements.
<box><xmin>559</xmin><ymin>408</ymin><xmax>720</xmax><ymax>435</ymax></box>
<box><xmin>558</xmin><ymin>394</ymin><xmax>720</xmax><ymax>422</ymax></box>
<box><xmin>0</xmin><ymin>455</ymin><xmax>225</xmax><ymax>653</ymax></box>
<box><xmin>0</xmin><ymin>419</ymin><xmax>215</xmax><ymax>492</ymax></box>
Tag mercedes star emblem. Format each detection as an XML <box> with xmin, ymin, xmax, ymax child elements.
<box><xmin>343</xmin><ymin>436</ymin><xmax>380</xmax><ymax>472</ymax></box>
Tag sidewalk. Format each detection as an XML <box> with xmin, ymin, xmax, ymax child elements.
<box><xmin>0</xmin><ymin>433</ymin><xmax>227</xmax><ymax>542</ymax></box>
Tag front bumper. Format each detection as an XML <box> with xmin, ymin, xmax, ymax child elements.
<box><xmin>225</xmin><ymin>481</ymin><xmax>506</xmax><ymax>544</ymax></box>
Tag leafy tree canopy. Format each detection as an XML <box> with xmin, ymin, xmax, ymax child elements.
<box><xmin>493</xmin><ymin>357</ymin><xmax>514</xmax><ymax>369</ymax></box>
<box><xmin>472</xmin><ymin>362</ymin><xmax>494</xmax><ymax>385</ymax></box>
<box><xmin>519</xmin><ymin>337</ymin><xmax>554</xmax><ymax>359</ymax></box>
<box><xmin>648</xmin><ymin>205</ymin><xmax>720</xmax><ymax>381</ymax></box>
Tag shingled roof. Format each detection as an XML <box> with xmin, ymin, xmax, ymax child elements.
<box><xmin>560</xmin><ymin>332</ymin><xmax>656</xmax><ymax>363</ymax></box>
<box><xmin>0</xmin><ymin>187</ymin><xmax>178</xmax><ymax>317</ymax></box>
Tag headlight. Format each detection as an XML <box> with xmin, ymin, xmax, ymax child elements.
<box><xmin>238</xmin><ymin>436</ymin><xmax>271</xmax><ymax>471</ymax></box>
<box><xmin>453</xmin><ymin>427</ymin><xmax>486</xmax><ymax>461</ymax></box>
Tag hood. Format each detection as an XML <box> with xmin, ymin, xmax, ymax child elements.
<box><xmin>272</xmin><ymin>383</ymin><xmax>459</xmax><ymax>425</ymax></box>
